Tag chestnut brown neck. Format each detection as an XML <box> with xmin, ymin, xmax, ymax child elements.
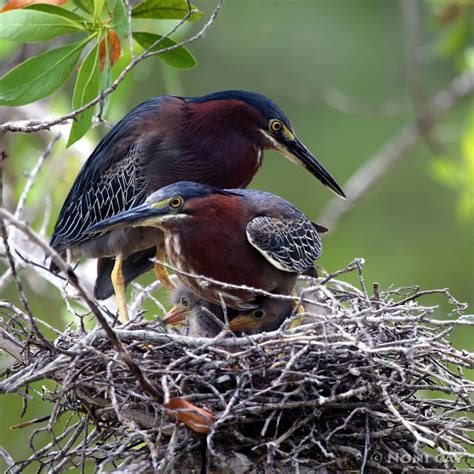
<box><xmin>180</xmin><ymin>100</ymin><xmax>270</xmax><ymax>189</ymax></box>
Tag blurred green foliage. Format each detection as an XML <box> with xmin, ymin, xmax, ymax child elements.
<box><xmin>427</xmin><ymin>0</ymin><xmax>474</xmax><ymax>218</ymax></box>
<box><xmin>431</xmin><ymin>103</ymin><xmax>474</xmax><ymax>218</ymax></box>
<box><xmin>1</xmin><ymin>0</ymin><xmax>473</xmax><ymax>468</ymax></box>
<box><xmin>0</xmin><ymin>0</ymin><xmax>197</xmax><ymax>144</ymax></box>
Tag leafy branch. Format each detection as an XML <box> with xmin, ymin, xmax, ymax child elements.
<box><xmin>0</xmin><ymin>0</ymin><xmax>223</xmax><ymax>144</ymax></box>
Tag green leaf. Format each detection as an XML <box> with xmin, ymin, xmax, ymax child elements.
<box><xmin>67</xmin><ymin>43</ymin><xmax>101</xmax><ymax>147</ymax></box>
<box><xmin>25</xmin><ymin>4</ymin><xmax>88</xmax><ymax>24</ymax></box>
<box><xmin>439</xmin><ymin>15</ymin><xmax>470</xmax><ymax>57</ymax></box>
<box><xmin>0</xmin><ymin>38</ymin><xmax>90</xmax><ymax>106</ymax></box>
<box><xmin>73</xmin><ymin>0</ymin><xmax>94</xmax><ymax>15</ymax></box>
<box><xmin>93</xmin><ymin>0</ymin><xmax>106</xmax><ymax>23</ymax></box>
<box><xmin>0</xmin><ymin>9</ymin><xmax>83</xmax><ymax>43</ymax></box>
<box><xmin>430</xmin><ymin>158</ymin><xmax>459</xmax><ymax>188</ymax></box>
<box><xmin>132</xmin><ymin>0</ymin><xmax>202</xmax><ymax>21</ymax></box>
<box><xmin>111</xmin><ymin>0</ymin><xmax>128</xmax><ymax>39</ymax></box>
<box><xmin>99</xmin><ymin>45</ymin><xmax>112</xmax><ymax>117</ymax></box>
<box><xmin>133</xmin><ymin>31</ymin><xmax>196</xmax><ymax>69</ymax></box>
<box><xmin>0</xmin><ymin>0</ymin><xmax>8</xmax><ymax>9</ymax></box>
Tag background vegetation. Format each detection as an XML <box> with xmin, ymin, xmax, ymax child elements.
<box><xmin>1</xmin><ymin>0</ymin><xmax>473</xmax><ymax>467</ymax></box>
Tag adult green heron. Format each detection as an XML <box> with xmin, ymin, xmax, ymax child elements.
<box><xmin>166</xmin><ymin>284</ymin><xmax>294</xmax><ymax>336</ymax></box>
<box><xmin>51</xmin><ymin>90</ymin><xmax>344</xmax><ymax>322</ymax></box>
<box><xmin>87</xmin><ymin>181</ymin><xmax>323</xmax><ymax>316</ymax></box>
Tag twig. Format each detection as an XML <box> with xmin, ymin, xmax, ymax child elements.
<box><xmin>0</xmin><ymin>207</ymin><xmax>164</xmax><ymax>403</ymax></box>
<box><xmin>401</xmin><ymin>0</ymin><xmax>444</xmax><ymax>155</ymax></box>
<box><xmin>0</xmin><ymin>0</ymin><xmax>224</xmax><ymax>134</ymax></box>
<box><xmin>14</xmin><ymin>133</ymin><xmax>61</xmax><ymax>219</ymax></box>
<box><xmin>319</xmin><ymin>70</ymin><xmax>474</xmax><ymax>229</ymax></box>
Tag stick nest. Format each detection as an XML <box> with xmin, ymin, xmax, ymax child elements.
<box><xmin>1</xmin><ymin>260</ymin><xmax>473</xmax><ymax>473</ymax></box>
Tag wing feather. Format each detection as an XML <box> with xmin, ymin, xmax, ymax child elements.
<box><xmin>50</xmin><ymin>143</ymin><xmax>147</xmax><ymax>250</ymax></box>
<box><xmin>246</xmin><ymin>216</ymin><xmax>322</xmax><ymax>273</ymax></box>
<box><xmin>50</xmin><ymin>97</ymin><xmax>180</xmax><ymax>251</ymax></box>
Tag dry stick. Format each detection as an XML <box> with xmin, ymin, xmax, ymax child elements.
<box><xmin>14</xmin><ymin>133</ymin><xmax>61</xmax><ymax>219</ymax></box>
<box><xmin>401</xmin><ymin>0</ymin><xmax>426</xmax><ymax>111</ymax></box>
<box><xmin>151</xmin><ymin>256</ymin><xmax>309</xmax><ymax>305</ymax></box>
<box><xmin>401</xmin><ymin>0</ymin><xmax>444</xmax><ymax>156</ymax></box>
<box><xmin>320</xmin><ymin>86</ymin><xmax>410</xmax><ymax>118</ymax></box>
<box><xmin>0</xmin><ymin>0</ymin><xmax>224</xmax><ymax>134</ymax></box>
<box><xmin>0</xmin><ymin>216</ymin><xmax>58</xmax><ymax>353</ymax></box>
<box><xmin>381</xmin><ymin>384</ymin><xmax>435</xmax><ymax>448</ymax></box>
<box><xmin>319</xmin><ymin>70</ymin><xmax>474</xmax><ymax>229</ymax></box>
<box><xmin>0</xmin><ymin>135</ymin><xmax>61</xmax><ymax>292</ymax></box>
<box><xmin>372</xmin><ymin>282</ymin><xmax>381</xmax><ymax>310</ymax></box>
<box><xmin>0</xmin><ymin>328</ymin><xmax>26</xmax><ymax>363</ymax></box>
<box><xmin>0</xmin><ymin>447</ymin><xmax>14</xmax><ymax>468</ymax></box>
<box><xmin>0</xmin><ymin>208</ymin><xmax>163</xmax><ymax>403</ymax></box>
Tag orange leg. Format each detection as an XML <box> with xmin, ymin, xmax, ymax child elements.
<box><xmin>153</xmin><ymin>246</ymin><xmax>175</xmax><ymax>290</ymax></box>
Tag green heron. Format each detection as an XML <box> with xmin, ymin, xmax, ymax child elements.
<box><xmin>165</xmin><ymin>284</ymin><xmax>294</xmax><ymax>336</ymax></box>
<box><xmin>86</xmin><ymin>181</ymin><xmax>323</xmax><ymax>317</ymax></box>
<box><xmin>50</xmin><ymin>90</ymin><xmax>344</xmax><ymax>322</ymax></box>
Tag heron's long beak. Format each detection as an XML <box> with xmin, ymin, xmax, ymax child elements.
<box><xmin>163</xmin><ymin>304</ymin><xmax>190</xmax><ymax>326</ymax></box>
<box><xmin>282</xmin><ymin>137</ymin><xmax>346</xmax><ymax>198</ymax></box>
<box><xmin>86</xmin><ymin>203</ymin><xmax>169</xmax><ymax>234</ymax></box>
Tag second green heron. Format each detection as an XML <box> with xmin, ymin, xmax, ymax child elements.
<box><xmin>87</xmin><ymin>181</ymin><xmax>324</xmax><ymax>321</ymax></box>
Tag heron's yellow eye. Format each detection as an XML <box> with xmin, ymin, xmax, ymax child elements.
<box><xmin>170</xmin><ymin>196</ymin><xmax>184</xmax><ymax>209</ymax></box>
<box><xmin>253</xmin><ymin>309</ymin><xmax>266</xmax><ymax>320</ymax></box>
<box><xmin>270</xmin><ymin>120</ymin><xmax>282</xmax><ymax>132</ymax></box>
<box><xmin>181</xmin><ymin>297</ymin><xmax>189</xmax><ymax>307</ymax></box>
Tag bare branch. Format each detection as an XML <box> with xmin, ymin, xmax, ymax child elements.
<box><xmin>319</xmin><ymin>70</ymin><xmax>474</xmax><ymax>228</ymax></box>
<box><xmin>14</xmin><ymin>133</ymin><xmax>61</xmax><ymax>219</ymax></box>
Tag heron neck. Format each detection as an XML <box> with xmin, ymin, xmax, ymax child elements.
<box><xmin>182</xmin><ymin>103</ymin><xmax>265</xmax><ymax>188</ymax></box>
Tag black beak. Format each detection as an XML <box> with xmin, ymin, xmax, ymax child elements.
<box><xmin>86</xmin><ymin>203</ymin><xmax>165</xmax><ymax>234</ymax></box>
<box><xmin>287</xmin><ymin>137</ymin><xmax>345</xmax><ymax>198</ymax></box>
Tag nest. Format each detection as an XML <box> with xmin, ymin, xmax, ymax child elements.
<box><xmin>1</xmin><ymin>259</ymin><xmax>473</xmax><ymax>473</ymax></box>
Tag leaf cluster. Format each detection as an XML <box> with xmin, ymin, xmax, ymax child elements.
<box><xmin>0</xmin><ymin>0</ymin><xmax>199</xmax><ymax>145</ymax></box>
<box><xmin>426</xmin><ymin>0</ymin><xmax>474</xmax><ymax>68</ymax></box>
<box><xmin>424</xmin><ymin>0</ymin><xmax>474</xmax><ymax>219</ymax></box>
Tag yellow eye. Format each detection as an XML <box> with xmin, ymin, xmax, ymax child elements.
<box><xmin>170</xmin><ymin>196</ymin><xmax>183</xmax><ymax>209</ymax></box>
<box><xmin>270</xmin><ymin>120</ymin><xmax>282</xmax><ymax>132</ymax></box>
<box><xmin>253</xmin><ymin>309</ymin><xmax>265</xmax><ymax>320</ymax></box>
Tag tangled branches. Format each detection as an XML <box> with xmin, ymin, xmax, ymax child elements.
<box><xmin>0</xmin><ymin>258</ymin><xmax>473</xmax><ymax>473</ymax></box>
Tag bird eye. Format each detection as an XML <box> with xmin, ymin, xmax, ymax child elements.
<box><xmin>253</xmin><ymin>309</ymin><xmax>265</xmax><ymax>319</ymax></box>
<box><xmin>270</xmin><ymin>120</ymin><xmax>283</xmax><ymax>132</ymax></box>
<box><xmin>181</xmin><ymin>297</ymin><xmax>189</xmax><ymax>307</ymax></box>
<box><xmin>170</xmin><ymin>196</ymin><xmax>184</xmax><ymax>209</ymax></box>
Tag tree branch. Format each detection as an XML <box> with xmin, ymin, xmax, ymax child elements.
<box><xmin>319</xmin><ymin>70</ymin><xmax>474</xmax><ymax>229</ymax></box>
<box><xmin>0</xmin><ymin>0</ymin><xmax>224</xmax><ymax>134</ymax></box>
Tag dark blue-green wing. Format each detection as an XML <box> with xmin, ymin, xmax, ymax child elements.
<box><xmin>246</xmin><ymin>216</ymin><xmax>322</xmax><ymax>273</ymax></box>
<box><xmin>50</xmin><ymin>97</ymin><xmax>181</xmax><ymax>252</ymax></box>
<box><xmin>50</xmin><ymin>143</ymin><xmax>147</xmax><ymax>251</ymax></box>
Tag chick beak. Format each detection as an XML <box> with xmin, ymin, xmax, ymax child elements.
<box><xmin>228</xmin><ymin>315</ymin><xmax>260</xmax><ymax>332</ymax></box>
<box><xmin>163</xmin><ymin>305</ymin><xmax>190</xmax><ymax>325</ymax></box>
